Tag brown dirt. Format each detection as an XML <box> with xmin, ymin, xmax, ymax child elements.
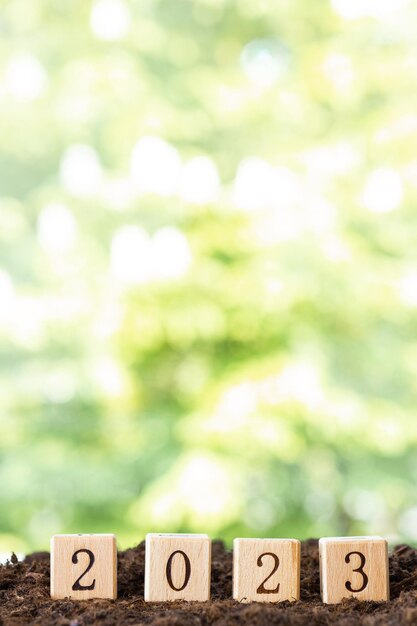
<box><xmin>1</xmin><ymin>540</ymin><xmax>417</xmax><ymax>625</ymax></box>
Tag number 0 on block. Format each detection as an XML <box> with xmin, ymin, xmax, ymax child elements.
<box><xmin>319</xmin><ymin>536</ymin><xmax>389</xmax><ymax>604</ymax></box>
<box><xmin>50</xmin><ymin>534</ymin><xmax>117</xmax><ymax>600</ymax></box>
<box><xmin>144</xmin><ymin>533</ymin><xmax>211</xmax><ymax>602</ymax></box>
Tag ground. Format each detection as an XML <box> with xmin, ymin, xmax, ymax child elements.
<box><xmin>0</xmin><ymin>540</ymin><xmax>416</xmax><ymax>625</ymax></box>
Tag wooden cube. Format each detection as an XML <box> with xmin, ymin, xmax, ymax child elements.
<box><xmin>319</xmin><ymin>536</ymin><xmax>389</xmax><ymax>604</ymax></box>
<box><xmin>233</xmin><ymin>538</ymin><xmax>300</xmax><ymax>603</ymax></box>
<box><xmin>50</xmin><ymin>534</ymin><xmax>117</xmax><ymax>600</ymax></box>
<box><xmin>145</xmin><ymin>533</ymin><xmax>211</xmax><ymax>602</ymax></box>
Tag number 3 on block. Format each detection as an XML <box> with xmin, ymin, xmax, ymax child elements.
<box><xmin>145</xmin><ymin>534</ymin><xmax>212</xmax><ymax>602</ymax></box>
<box><xmin>233</xmin><ymin>538</ymin><xmax>301</xmax><ymax>603</ymax></box>
<box><xmin>50</xmin><ymin>534</ymin><xmax>117</xmax><ymax>600</ymax></box>
<box><xmin>319</xmin><ymin>537</ymin><xmax>389</xmax><ymax>604</ymax></box>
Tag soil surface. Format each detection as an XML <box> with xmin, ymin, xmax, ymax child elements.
<box><xmin>1</xmin><ymin>540</ymin><xmax>417</xmax><ymax>625</ymax></box>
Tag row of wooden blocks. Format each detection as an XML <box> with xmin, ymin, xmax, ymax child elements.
<box><xmin>50</xmin><ymin>534</ymin><xmax>390</xmax><ymax>605</ymax></box>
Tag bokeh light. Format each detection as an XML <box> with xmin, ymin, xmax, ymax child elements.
<box><xmin>1</xmin><ymin>0</ymin><xmax>417</xmax><ymax>553</ymax></box>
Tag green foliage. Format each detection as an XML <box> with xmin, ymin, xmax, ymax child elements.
<box><xmin>1</xmin><ymin>0</ymin><xmax>417</xmax><ymax>552</ymax></box>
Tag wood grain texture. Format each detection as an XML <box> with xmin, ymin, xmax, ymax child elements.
<box><xmin>50</xmin><ymin>534</ymin><xmax>117</xmax><ymax>600</ymax></box>
<box><xmin>233</xmin><ymin>538</ymin><xmax>300</xmax><ymax>603</ymax></box>
<box><xmin>319</xmin><ymin>536</ymin><xmax>389</xmax><ymax>604</ymax></box>
<box><xmin>144</xmin><ymin>534</ymin><xmax>211</xmax><ymax>602</ymax></box>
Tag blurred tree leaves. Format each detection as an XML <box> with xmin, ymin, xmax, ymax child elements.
<box><xmin>1</xmin><ymin>0</ymin><xmax>417</xmax><ymax>551</ymax></box>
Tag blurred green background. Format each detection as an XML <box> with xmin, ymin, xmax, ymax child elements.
<box><xmin>1</xmin><ymin>0</ymin><xmax>417</xmax><ymax>554</ymax></box>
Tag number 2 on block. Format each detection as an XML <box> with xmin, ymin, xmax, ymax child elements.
<box><xmin>72</xmin><ymin>549</ymin><xmax>96</xmax><ymax>591</ymax></box>
<box><xmin>256</xmin><ymin>552</ymin><xmax>280</xmax><ymax>594</ymax></box>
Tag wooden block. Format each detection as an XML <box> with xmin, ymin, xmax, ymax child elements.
<box><xmin>233</xmin><ymin>538</ymin><xmax>300</xmax><ymax>603</ymax></box>
<box><xmin>50</xmin><ymin>534</ymin><xmax>117</xmax><ymax>600</ymax></box>
<box><xmin>145</xmin><ymin>533</ymin><xmax>211</xmax><ymax>602</ymax></box>
<box><xmin>319</xmin><ymin>536</ymin><xmax>389</xmax><ymax>604</ymax></box>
